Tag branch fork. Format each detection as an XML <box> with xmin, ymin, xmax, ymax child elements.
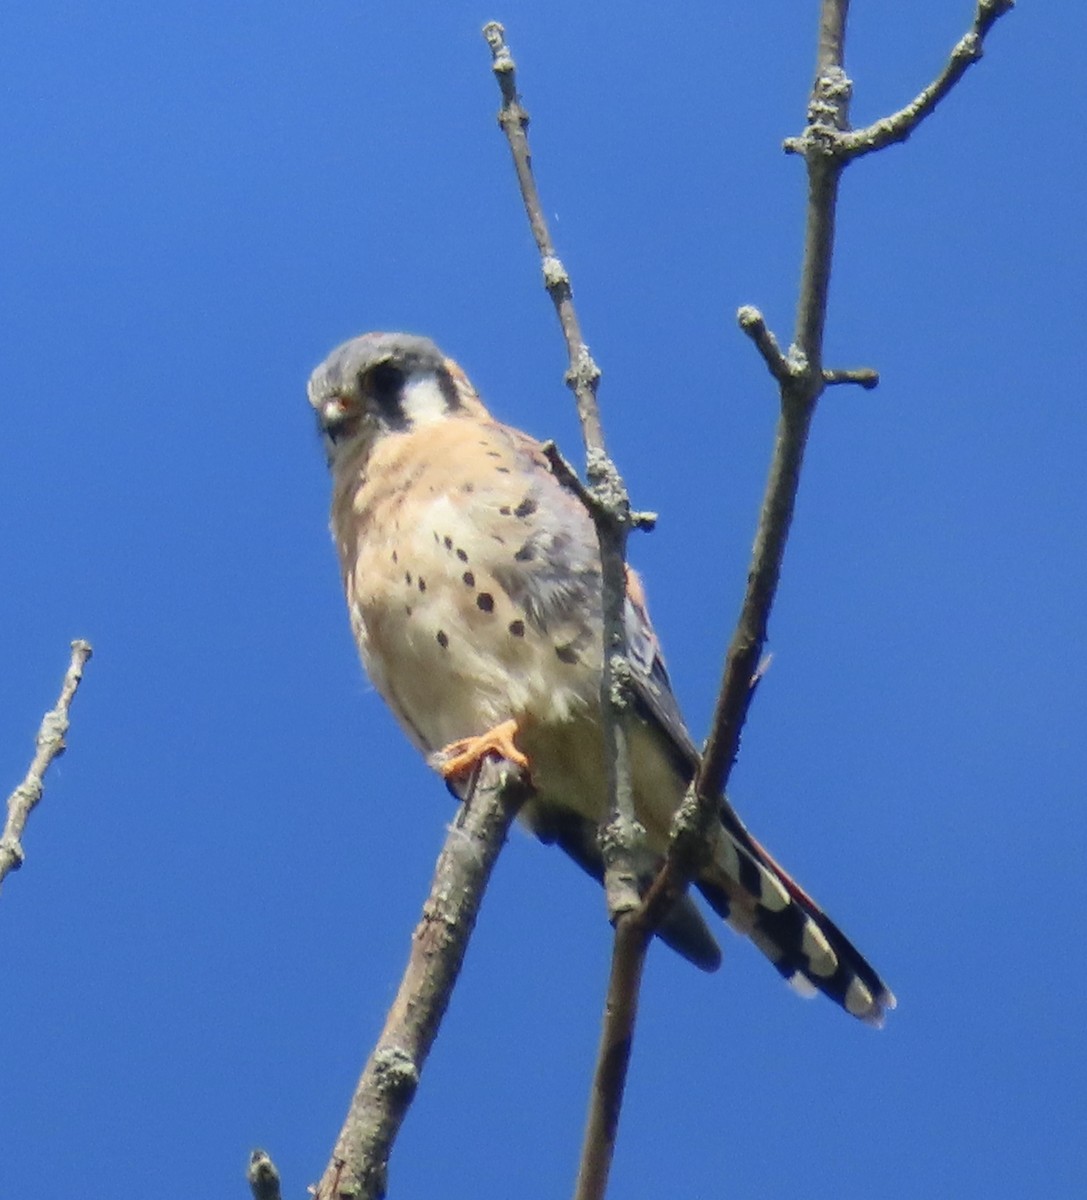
<box><xmin>738</xmin><ymin>305</ymin><xmax>878</xmax><ymax>395</ymax></box>
<box><xmin>786</xmin><ymin>0</ymin><xmax>1013</xmax><ymax>162</ymax></box>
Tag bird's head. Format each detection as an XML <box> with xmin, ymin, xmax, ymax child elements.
<box><xmin>307</xmin><ymin>331</ymin><xmax>485</xmax><ymax>466</ymax></box>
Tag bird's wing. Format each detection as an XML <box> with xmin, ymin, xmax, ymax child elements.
<box><xmin>489</xmin><ymin>420</ymin><xmax>703</xmax><ymax>767</ymax></box>
<box><xmin>490</xmin><ymin>423</ymin><xmax>893</xmax><ymax>1020</ymax></box>
<box><xmin>622</xmin><ymin>564</ymin><xmax>703</xmax><ymax>774</ymax></box>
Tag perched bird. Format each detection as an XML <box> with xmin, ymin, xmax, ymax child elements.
<box><xmin>308</xmin><ymin>331</ymin><xmax>895</xmax><ymax>1025</ymax></box>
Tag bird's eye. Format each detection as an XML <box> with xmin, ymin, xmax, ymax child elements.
<box><xmin>366</xmin><ymin>361</ymin><xmax>405</xmax><ymax>409</ymax></box>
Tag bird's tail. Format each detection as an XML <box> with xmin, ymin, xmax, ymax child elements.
<box><xmin>697</xmin><ymin>800</ymin><xmax>896</xmax><ymax>1025</ymax></box>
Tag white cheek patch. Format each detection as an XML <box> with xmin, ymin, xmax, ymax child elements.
<box><xmin>400</xmin><ymin>372</ymin><xmax>451</xmax><ymax>425</ymax></box>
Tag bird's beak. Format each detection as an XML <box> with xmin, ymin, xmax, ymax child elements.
<box><xmin>320</xmin><ymin>393</ymin><xmax>356</xmax><ymax>431</ymax></box>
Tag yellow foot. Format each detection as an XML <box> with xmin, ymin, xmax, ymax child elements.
<box><xmin>436</xmin><ymin>718</ymin><xmax>529</xmax><ymax>779</ymax></box>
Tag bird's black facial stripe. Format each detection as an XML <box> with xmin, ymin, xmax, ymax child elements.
<box><xmin>359</xmin><ymin>359</ymin><xmax>410</xmax><ymax>432</ymax></box>
<box><xmin>364</xmin><ymin>357</ymin><xmax>463</xmax><ymax>430</ymax></box>
<box><xmin>367</xmin><ymin>361</ymin><xmax>405</xmax><ymax>405</ymax></box>
<box><xmin>437</xmin><ymin>366</ymin><xmax>461</xmax><ymax>411</ymax></box>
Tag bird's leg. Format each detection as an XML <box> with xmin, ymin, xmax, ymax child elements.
<box><xmin>434</xmin><ymin>718</ymin><xmax>529</xmax><ymax>779</ymax></box>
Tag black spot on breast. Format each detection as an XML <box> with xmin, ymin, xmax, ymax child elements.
<box><xmin>514</xmin><ymin>497</ymin><xmax>537</xmax><ymax>519</ymax></box>
<box><xmin>486</xmin><ymin>450</ymin><xmax>501</xmax><ymax>459</ymax></box>
<box><xmin>392</xmin><ymin>550</ymin><xmax>399</xmax><ymax>563</ymax></box>
<box><xmin>508</xmin><ymin>619</ymin><xmax>525</xmax><ymax>638</ymax></box>
<box><xmin>405</xmin><ymin>605</ymin><xmax>413</xmax><ymax>617</ymax></box>
<box><xmin>462</xmin><ymin>571</ymin><xmax>475</xmax><ymax>587</ymax></box>
<box><xmin>436</xmin><ymin>630</ymin><xmax>449</xmax><ymax>649</ymax></box>
<box><xmin>456</xmin><ymin>548</ymin><xmax>469</xmax><ymax>563</ymax></box>
<box><xmin>405</xmin><ymin>571</ymin><xmax>412</xmax><ymax>585</ymax></box>
<box><xmin>418</xmin><ymin>578</ymin><xmax>427</xmax><ymax>593</ymax></box>
<box><xmin>514</xmin><ymin>543</ymin><xmax>535</xmax><ymax>562</ymax></box>
<box><xmin>496</xmin><ymin>467</ymin><xmax>511</xmax><ymax>475</ymax></box>
<box><xmin>476</xmin><ymin>592</ymin><xmax>495</xmax><ymax>613</ymax></box>
<box><xmin>555</xmin><ymin>645</ymin><xmax>579</xmax><ymax>665</ymax></box>
<box><xmin>443</xmin><ymin>536</ymin><xmax>453</xmax><ymax>550</ymax></box>
<box><xmin>499</xmin><ymin>505</ymin><xmax>512</xmax><ymax>516</ymax></box>
<box><xmin>461</xmin><ymin>482</ymin><xmax>475</xmax><ymax>494</ymax></box>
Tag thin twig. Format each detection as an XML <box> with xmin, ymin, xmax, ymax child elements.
<box><xmin>640</xmin><ymin>0</ymin><xmax>856</xmax><ymax>994</ymax></box>
<box><xmin>482</xmin><ymin>23</ymin><xmax>651</xmax><ymax>1198</ymax></box>
<box><xmin>738</xmin><ymin>306</ymin><xmax>877</xmax><ymax>391</ymax></box>
<box><xmin>0</xmin><ymin>640</ymin><xmax>93</xmax><ymax>891</ymax></box>
<box><xmin>247</xmin><ymin>1150</ymin><xmax>282</xmax><ymax>1200</ymax></box>
<box><xmin>483</xmin><ymin>22</ymin><xmax>640</xmax><ymax>915</ymax></box>
<box><xmin>482</xmin><ymin>21</ymin><xmax>605</xmax><ymax>453</ymax></box>
<box><xmin>737</xmin><ymin>306</ymin><xmax>793</xmax><ymax>384</ymax></box>
<box><xmin>483</xmin><ymin>20</ymin><xmax>646</xmax><ymax>971</ymax></box>
<box><xmin>823</xmin><ymin>366</ymin><xmax>879</xmax><ymax>389</ymax></box>
<box><xmin>540</xmin><ymin>441</ymin><xmax>657</xmax><ymax>534</ymax></box>
<box><xmin>840</xmin><ymin>0</ymin><xmax>1014</xmax><ymax>158</ymax></box>
<box><xmin>313</xmin><ymin>759</ymin><xmax>530</xmax><ymax>1200</ymax></box>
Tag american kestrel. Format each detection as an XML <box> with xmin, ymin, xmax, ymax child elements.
<box><xmin>308</xmin><ymin>331</ymin><xmax>895</xmax><ymax>1025</ymax></box>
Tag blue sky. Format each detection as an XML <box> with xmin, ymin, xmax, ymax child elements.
<box><xmin>2</xmin><ymin>3</ymin><xmax>1083</xmax><ymax>1197</ymax></box>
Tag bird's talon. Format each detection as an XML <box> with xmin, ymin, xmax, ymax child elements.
<box><xmin>436</xmin><ymin>718</ymin><xmax>529</xmax><ymax>779</ymax></box>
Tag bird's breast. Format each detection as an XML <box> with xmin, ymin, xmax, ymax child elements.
<box><xmin>333</xmin><ymin>424</ymin><xmax>603</xmax><ymax>755</ymax></box>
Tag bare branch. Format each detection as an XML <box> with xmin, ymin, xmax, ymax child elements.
<box><xmin>697</xmin><ymin>0</ymin><xmax>1011</xmax><ymax>812</ymax></box>
<box><xmin>791</xmin><ymin>0</ymin><xmax>852</xmax><ymax>373</ymax></box>
<box><xmin>571</xmin><ymin>919</ymin><xmax>651</xmax><ymax>1200</ymax></box>
<box><xmin>482</xmin><ymin>23</ymin><xmax>653</xmax><ymax>1196</ymax></box>
<box><xmin>643</xmin><ymin>3</ymin><xmax>855</xmax><ymax>916</ymax></box>
<box><xmin>313</xmin><ymin>760</ymin><xmax>529</xmax><ymax>1200</ymax></box>
<box><xmin>737</xmin><ymin>306</ymin><xmax>794</xmax><ymax>384</ymax></box>
<box><xmin>491</xmin><ymin>3</ymin><xmax>1011</xmax><ymax>1195</ymax></box>
<box><xmin>643</xmin><ymin>0</ymin><xmax>1007</xmax><ymax>990</ymax></box>
<box><xmin>482</xmin><ymin>21</ymin><xmax>605</xmax><ymax>455</ymax></box>
<box><xmin>823</xmin><ymin>366</ymin><xmax>879</xmax><ymax>389</ymax></box>
<box><xmin>540</xmin><ymin>441</ymin><xmax>657</xmax><ymax>534</ymax></box>
<box><xmin>842</xmin><ymin>0</ymin><xmax>1014</xmax><ymax>158</ymax></box>
<box><xmin>1</xmin><ymin>640</ymin><xmax>93</xmax><ymax>891</ymax></box>
<box><xmin>482</xmin><ymin>23</ymin><xmax>642</xmax><ymax>921</ymax></box>
<box><xmin>784</xmin><ymin>1</ymin><xmax>1015</xmax><ymax>161</ymax></box>
<box><xmin>247</xmin><ymin>1150</ymin><xmax>282</xmax><ymax>1200</ymax></box>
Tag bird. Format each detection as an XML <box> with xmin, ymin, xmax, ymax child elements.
<box><xmin>308</xmin><ymin>330</ymin><xmax>895</xmax><ymax>1025</ymax></box>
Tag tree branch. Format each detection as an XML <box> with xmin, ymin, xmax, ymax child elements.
<box><xmin>738</xmin><ymin>306</ymin><xmax>793</xmax><ymax>384</ymax></box>
<box><xmin>482</xmin><ymin>22</ymin><xmax>606</xmax><ymax>453</ymax></box>
<box><xmin>571</xmin><ymin>917</ymin><xmax>651</xmax><ymax>1200</ymax></box>
<box><xmin>247</xmin><ymin>1150</ymin><xmax>282</xmax><ymax>1200</ymax></box>
<box><xmin>791</xmin><ymin>0</ymin><xmax>1015</xmax><ymax>160</ymax></box>
<box><xmin>823</xmin><ymin>366</ymin><xmax>879</xmax><ymax>389</ymax></box>
<box><xmin>482</xmin><ymin>23</ymin><xmax>652</xmax><ymax>1197</ymax></box>
<box><xmin>483</xmin><ymin>20</ymin><xmax>641</xmax><ymax>915</ymax></box>
<box><xmin>644</xmin><ymin>0</ymin><xmax>1013</xmax><ymax>1044</ymax></box>
<box><xmin>313</xmin><ymin>759</ymin><xmax>530</xmax><ymax>1200</ymax></box>
<box><xmin>485</xmin><ymin>4</ymin><xmax>1012</xmax><ymax>1197</ymax></box>
<box><xmin>1</xmin><ymin>639</ymin><xmax>93</xmax><ymax>892</ymax></box>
